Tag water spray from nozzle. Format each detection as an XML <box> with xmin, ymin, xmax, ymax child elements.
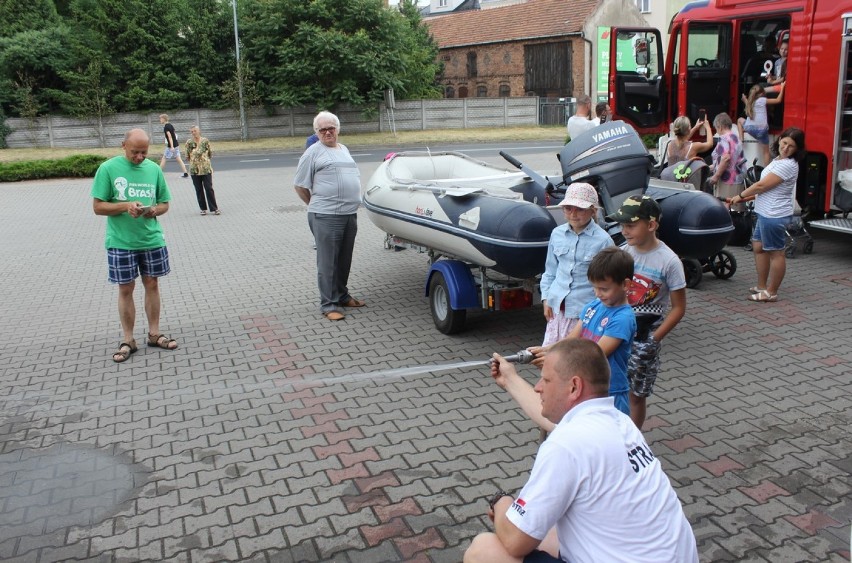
<box><xmin>495</xmin><ymin>350</ymin><xmax>534</xmax><ymax>365</ymax></box>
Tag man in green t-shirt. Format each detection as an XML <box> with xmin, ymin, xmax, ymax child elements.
<box><xmin>91</xmin><ymin>128</ymin><xmax>179</xmax><ymax>363</ymax></box>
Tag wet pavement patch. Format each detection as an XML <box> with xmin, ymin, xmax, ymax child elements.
<box><xmin>0</xmin><ymin>441</ymin><xmax>150</xmax><ymax>543</ymax></box>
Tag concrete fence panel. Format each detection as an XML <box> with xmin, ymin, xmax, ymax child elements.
<box><xmin>2</xmin><ymin>98</ymin><xmax>540</xmax><ymax>149</ymax></box>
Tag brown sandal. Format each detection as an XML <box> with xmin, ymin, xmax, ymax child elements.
<box><xmin>147</xmin><ymin>333</ymin><xmax>178</xmax><ymax>350</ymax></box>
<box><xmin>113</xmin><ymin>340</ymin><xmax>138</xmax><ymax>363</ymax></box>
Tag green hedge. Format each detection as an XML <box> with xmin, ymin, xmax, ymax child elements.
<box><xmin>0</xmin><ymin>154</ymin><xmax>107</xmax><ymax>182</ymax></box>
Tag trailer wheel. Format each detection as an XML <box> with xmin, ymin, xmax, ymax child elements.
<box><xmin>682</xmin><ymin>258</ymin><xmax>703</xmax><ymax>289</ymax></box>
<box><xmin>429</xmin><ymin>272</ymin><xmax>466</xmax><ymax>334</ymax></box>
<box><xmin>709</xmin><ymin>250</ymin><xmax>737</xmax><ymax>279</ymax></box>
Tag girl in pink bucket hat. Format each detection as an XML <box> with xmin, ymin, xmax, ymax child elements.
<box><xmin>534</xmin><ymin>182</ymin><xmax>614</xmax><ymax>347</ymax></box>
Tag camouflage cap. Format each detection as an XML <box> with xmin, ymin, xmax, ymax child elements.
<box><xmin>607</xmin><ymin>195</ymin><xmax>661</xmax><ymax>223</ymax></box>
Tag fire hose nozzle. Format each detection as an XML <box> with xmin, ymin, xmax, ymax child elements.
<box><xmin>499</xmin><ymin>350</ymin><xmax>535</xmax><ymax>364</ymax></box>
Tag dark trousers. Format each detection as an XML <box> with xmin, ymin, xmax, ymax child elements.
<box><xmin>191</xmin><ymin>173</ymin><xmax>218</xmax><ymax>212</ymax></box>
<box><xmin>308</xmin><ymin>212</ymin><xmax>357</xmax><ymax>313</ymax></box>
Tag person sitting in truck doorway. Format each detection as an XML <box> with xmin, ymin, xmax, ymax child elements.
<box><xmin>765</xmin><ymin>38</ymin><xmax>788</xmax><ymax>95</ymax></box>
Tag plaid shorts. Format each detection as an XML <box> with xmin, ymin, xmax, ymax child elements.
<box><xmin>628</xmin><ymin>334</ymin><xmax>662</xmax><ymax>397</ymax></box>
<box><xmin>108</xmin><ymin>247</ymin><xmax>170</xmax><ymax>284</ymax></box>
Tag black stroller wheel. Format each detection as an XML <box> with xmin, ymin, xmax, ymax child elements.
<box><xmin>709</xmin><ymin>250</ymin><xmax>737</xmax><ymax>279</ymax></box>
<box><xmin>785</xmin><ymin>245</ymin><xmax>797</xmax><ymax>259</ymax></box>
<box><xmin>682</xmin><ymin>258</ymin><xmax>703</xmax><ymax>288</ymax></box>
<box><xmin>804</xmin><ymin>240</ymin><xmax>814</xmax><ymax>254</ymax></box>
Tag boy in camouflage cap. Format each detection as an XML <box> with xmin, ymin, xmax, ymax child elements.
<box><xmin>608</xmin><ymin>195</ymin><xmax>687</xmax><ymax>429</ymax></box>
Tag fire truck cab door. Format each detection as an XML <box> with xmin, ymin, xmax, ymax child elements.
<box><xmin>608</xmin><ymin>27</ymin><xmax>666</xmax><ymax>134</ymax></box>
<box><xmin>681</xmin><ymin>21</ymin><xmax>733</xmax><ymax>128</ymax></box>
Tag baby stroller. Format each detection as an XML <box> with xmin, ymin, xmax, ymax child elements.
<box><xmin>656</xmin><ymin>158</ymin><xmax>736</xmax><ymax>287</ymax></box>
<box><xmin>742</xmin><ymin>163</ymin><xmax>814</xmax><ymax>258</ymax></box>
<box><xmin>782</xmin><ymin>201</ymin><xmax>814</xmax><ymax>258</ymax></box>
<box><xmin>660</xmin><ymin>158</ymin><xmax>710</xmax><ymax>192</ymax></box>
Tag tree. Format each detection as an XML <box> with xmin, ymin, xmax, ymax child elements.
<box><xmin>67</xmin><ymin>0</ymin><xmax>194</xmax><ymax>111</ymax></box>
<box><xmin>182</xmin><ymin>0</ymin><xmax>237</xmax><ymax>109</ymax></box>
<box><xmin>219</xmin><ymin>56</ymin><xmax>263</xmax><ymax>112</ymax></box>
<box><xmin>0</xmin><ymin>26</ymin><xmax>76</xmax><ymax>114</ymax></box>
<box><xmin>394</xmin><ymin>0</ymin><xmax>443</xmax><ymax>100</ymax></box>
<box><xmin>59</xmin><ymin>58</ymin><xmax>115</xmax><ymax>147</ymax></box>
<box><xmin>0</xmin><ymin>0</ymin><xmax>61</xmax><ymax>38</ymax></box>
<box><xmin>240</xmin><ymin>0</ymin><xmax>442</xmax><ymax>109</ymax></box>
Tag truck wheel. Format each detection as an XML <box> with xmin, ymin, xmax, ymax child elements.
<box><xmin>682</xmin><ymin>258</ymin><xmax>703</xmax><ymax>289</ymax></box>
<box><xmin>429</xmin><ymin>272</ymin><xmax>466</xmax><ymax>334</ymax></box>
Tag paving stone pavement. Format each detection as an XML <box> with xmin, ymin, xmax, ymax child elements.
<box><xmin>0</xmin><ymin>149</ymin><xmax>850</xmax><ymax>563</ymax></box>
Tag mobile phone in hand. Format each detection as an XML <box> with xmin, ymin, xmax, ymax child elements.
<box><xmin>698</xmin><ymin>108</ymin><xmax>707</xmax><ymax>122</ymax></box>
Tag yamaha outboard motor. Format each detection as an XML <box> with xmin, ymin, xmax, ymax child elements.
<box><xmin>559</xmin><ymin>120</ymin><xmax>653</xmax><ymax>216</ymax></box>
<box><xmin>561</xmin><ymin>121</ymin><xmax>733</xmax><ymax>259</ymax></box>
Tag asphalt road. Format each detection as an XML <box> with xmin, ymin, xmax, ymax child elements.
<box><xmin>213</xmin><ymin>140</ymin><xmax>566</xmax><ymax>172</ymax></box>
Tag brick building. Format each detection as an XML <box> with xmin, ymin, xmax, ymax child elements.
<box><xmin>425</xmin><ymin>0</ymin><xmax>647</xmax><ymax>99</ymax></box>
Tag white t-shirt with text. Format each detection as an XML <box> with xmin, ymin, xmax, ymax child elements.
<box><xmin>505</xmin><ymin>397</ymin><xmax>698</xmax><ymax>563</ymax></box>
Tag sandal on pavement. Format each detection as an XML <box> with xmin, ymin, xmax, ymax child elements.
<box><xmin>113</xmin><ymin>340</ymin><xmax>138</xmax><ymax>363</ymax></box>
<box><xmin>213</xmin><ymin>210</ymin><xmax>221</xmax><ymax>215</ymax></box>
<box><xmin>341</xmin><ymin>297</ymin><xmax>366</xmax><ymax>307</ymax></box>
<box><xmin>147</xmin><ymin>333</ymin><xmax>178</xmax><ymax>350</ymax></box>
<box><xmin>747</xmin><ymin>290</ymin><xmax>777</xmax><ymax>302</ymax></box>
<box><xmin>749</xmin><ymin>286</ymin><xmax>766</xmax><ymax>294</ymax></box>
<box><xmin>324</xmin><ymin>311</ymin><xmax>345</xmax><ymax>321</ymax></box>
<box><xmin>200</xmin><ymin>210</ymin><xmax>207</xmax><ymax>216</ymax></box>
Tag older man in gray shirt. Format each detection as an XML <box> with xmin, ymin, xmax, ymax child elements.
<box><xmin>294</xmin><ymin>111</ymin><xmax>365</xmax><ymax>321</ymax></box>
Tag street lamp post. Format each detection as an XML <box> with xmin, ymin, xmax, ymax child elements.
<box><xmin>232</xmin><ymin>0</ymin><xmax>247</xmax><ymax>141</ymax></box>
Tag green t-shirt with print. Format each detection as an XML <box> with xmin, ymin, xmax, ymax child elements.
<box><xmin>90</xmin><ymin>156</ymin><xmax>172</xmax><ymax>250</ymax></box>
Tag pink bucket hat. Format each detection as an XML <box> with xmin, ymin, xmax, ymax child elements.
<box><xmin>558</xmin><ymin>182</ymin><xmax>599</xmax><ymax>209</ymax></box>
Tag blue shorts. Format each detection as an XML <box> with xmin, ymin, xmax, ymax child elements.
<box><xmin>163</xmin><ymin>147</ymin><xmax>181</xmax><ymax>159</ymax></box>
<box><xmin>752</xmin><ymin>214</ymin><xmax>792</xmax><ymax>251</ymax></box>
<box><xmin>108</xmin><ymin>247</ymin><xmax>171</xmax><ymax>284</ymax></box>
<box><xmin>743</xmin><ymin>124</ymin><xmax>770</xmax><ymax>145</ymax></box>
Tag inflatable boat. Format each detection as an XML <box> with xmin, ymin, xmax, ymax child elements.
<box><xmin>362</xmin><ymin>151</ymin><xmax>558</xmax><ymax>279</ymax></box>
<box><xmin>363</xmin><ymin>121</ymin><xmax>734</xmax><ymax>282</ymax></box>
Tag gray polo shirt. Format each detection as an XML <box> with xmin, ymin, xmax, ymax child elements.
<box><xmin>294</xmin><ymin>142</ymin><xmax>361</xmax><ymax>215</ymax></box>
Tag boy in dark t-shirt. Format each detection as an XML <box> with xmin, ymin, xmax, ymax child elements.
<box><xmin>158</xmin><ymin>114</ymin><xmax>189</xmax><ymax>177</ymax></box>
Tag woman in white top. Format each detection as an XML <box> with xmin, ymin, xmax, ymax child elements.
<box><xmin>730</xmin><ymin>127</ymin><xmax>806</xmax><ymax>302</ymax></box>
<box><xmin>666</xmin><ymin>115</ymin><xmax>714</xmax><ymax>164</ymax></box>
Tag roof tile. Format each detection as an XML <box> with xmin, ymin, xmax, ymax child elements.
<box><xmin>425</xmin><ymin>0</ymin><xmax>601</xmax><ymax>48</ymax></box>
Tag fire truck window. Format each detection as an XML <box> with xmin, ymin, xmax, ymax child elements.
<box><xmin>615</xmin><ymin>32</ymin><xmax>661</xmax><ymax>77</ymax></box>
<box><xmin>687</xmin><ymin>26</ymin><xmax>726</xmax><ymax>68</ymax></box>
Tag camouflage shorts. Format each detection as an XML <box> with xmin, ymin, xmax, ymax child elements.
<box><xmin>628</xmin><ymin>335</ymin><xmax>661</xmax><ymax>397</ymax></box>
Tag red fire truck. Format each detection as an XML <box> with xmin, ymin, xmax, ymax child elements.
<box><xmin>608</xmin><ymin>0</ymin><xmax>852</xmax><ymax>234</ymax></box>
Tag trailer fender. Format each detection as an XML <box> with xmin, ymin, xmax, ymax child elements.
<box><xmin>425</xmin><ymin>261</ymin><xmax>480</xmax><ymax>309</ymax></box>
